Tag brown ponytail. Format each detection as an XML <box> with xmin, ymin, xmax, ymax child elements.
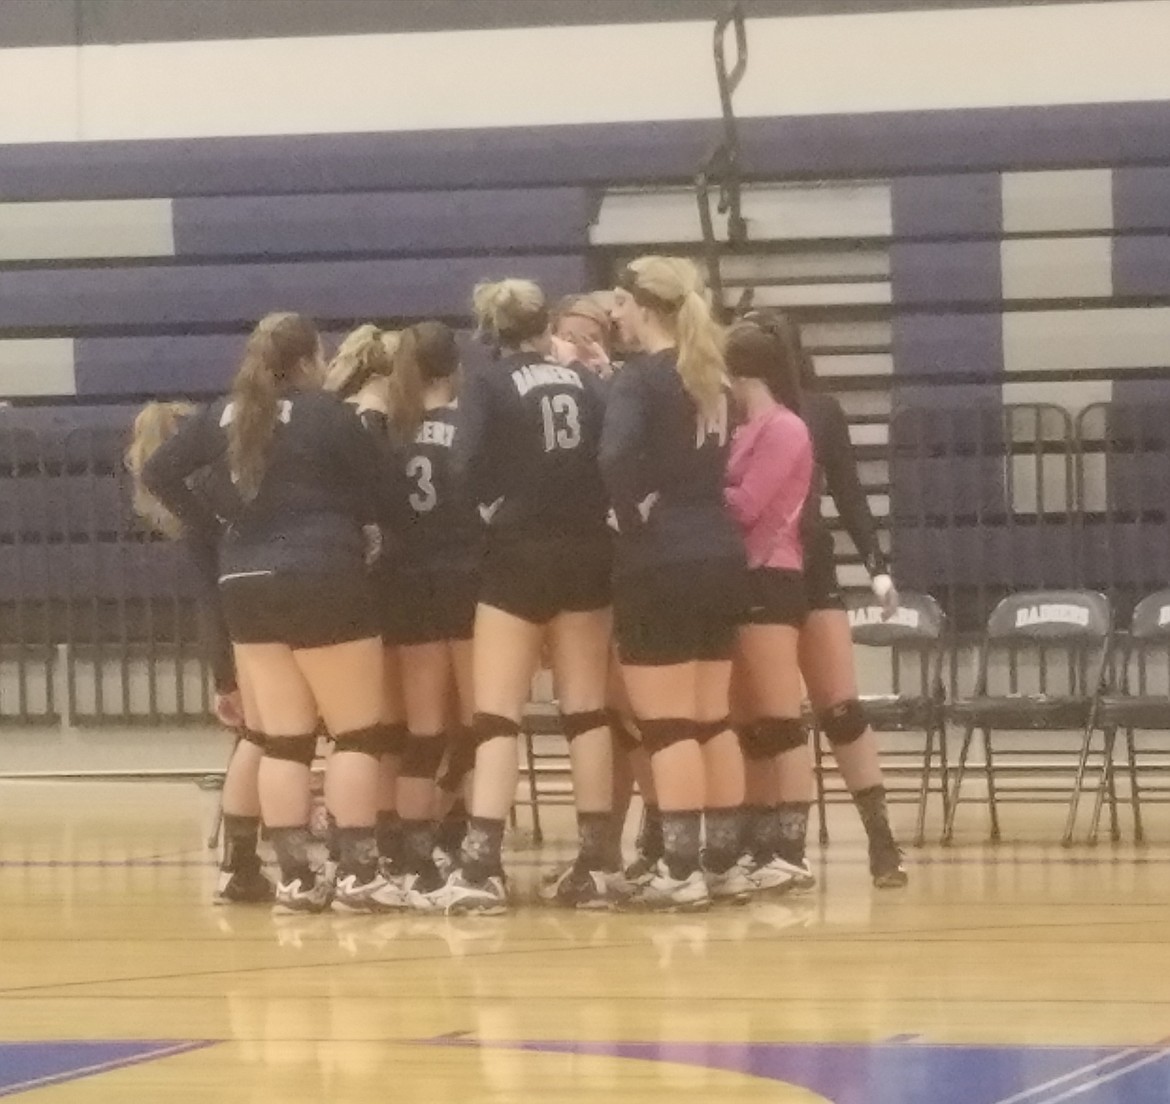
<box><xmin>388</xmin><ymin>321</ymin><xmax>459</xmax><ymax>438</ymax></box>
<box><xmin>228</xmin><ymin>312</ymin><xmax>319</xmax><ymax>501</ymax></box>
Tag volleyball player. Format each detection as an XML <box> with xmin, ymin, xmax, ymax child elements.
<box><xmin>746</xmin><ymin>311</ymin><xmax>906</xmax><ymax>888</ymax></box>
<box><xmin>723</xmin><ymin>319</ymin><xmax>816</xmax><ymax>894</ymax></box>
<box><xmin>144</xmin><ymin>312</ymin><xmax>407</xmax><ymax>914</ymax></box>
<box><xmin>420</xmin><ymin>278</ymin><xmax>614</xmax><ymax>914</ymax></box>
<box><xmin>603</xmin><ymin>256</ymin><xmax>750</xmax><ymax>911</ymax></box>
<box><xmin>363</xmin><ymin>321</ymin><xmax>482</xmax><ymax>905</ymax></box>
<box><xmin>325</xmin><ymin>326</ymin><xmax>409</xmax><ymax>873</ymax></box>
<box><xmin>127</xmin><ymin>402</ymin><xmax>272</xmax><ymax>904</ymax></box>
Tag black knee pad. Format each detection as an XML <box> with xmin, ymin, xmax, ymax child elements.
<box><xmin>608</xmin><ymin>709</ymin><xmax>640</xmax><ymax>752</ymax></box>
<box><xmin>379</xmin><ymin>722</ymin><xmax>408</xmax><ymax>757</ymax></box>
<box><xmin>639</xmin><ymin>717</ymin><xmax>699</xmax><ymax>756</ymax></box>
<box><xmin>562</xmin><ymin>709</ymin><xmax>608</xmax><ymax>741</ymax></box>
<box><xmin>819</xmin><ymin>699</ymin><xmax>867</xmax><ymax>747</ymax></box>
<box><xmin>438</xmin><ymin>727</ymin><xmax>475</xmax><ymax>793</ymax></box>
<box><xmin>263</xmin><ymin>734</ymin><xmax>317</xmax><ymax>766</ymax></box>
<box><xmin>240</xmin><ymin>727</ymin><xmax>267</xmax><ymax>751</ymax></box>
<box><xmin>472</xmin><ymin>712</ymin><xmax>521</xmax><ymax>748</ymax></box>
<box><xmin>401</xmin><ymin>733</ymin><xmax>446</xmax><ymax>780</ymax></box>
<box><xmin>695</xmin><ymin>717</ymin><xmax>730</xmax><ymax>745</ymax></box>
<box><xmin>332</xmin><ymin>724</ymin><xmax>385</xmax><ymax>758</ymax></box>
<box><xmin>752</xmin><ymin>717</ymin><xmax>808</xmax><ymax>757</ymax></box>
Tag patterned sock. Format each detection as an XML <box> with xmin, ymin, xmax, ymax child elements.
<box><xmin>854</xmin><ymin>785</ymin><xmax>896</xmax><ymax>849</ymax></box>
<box><xmin>604</xmin><ymin>808</ymin><xmax>626</xmax><ymax>872</ymax></box>
<box><xmin>376</xmin><ymin>810</ymin><xmax>401</xmax><ymax>866</ymax></box>
<box><xmin>775</xmin><ymin>802</ymin><xmax>811</xmax><ymax>867</ymax></box>
<box><xmin>401</xmin><ymin>819</ymin><xmax>438</xmax><ymax>874</ymax></box>
<box><xmin>750</xmin><ymin>805</ymin><xmax>784</xmax><ymax>862</ymax></box>
<box><xmin>269</xmin><ymin>825</ymin><xmax>314</xmax><ymax>885</ymax></box>
<box><xmin>637</xmin><ymin>803</ymin><xmax>664</xmax><ymax>861</ymax></box>
<box><xmin>222</xmin><ymin>814</ymin><xmax>261</xmax><ymax>874</ymax></box>
<box><xmin>335</xmin><ymin>827</ymin><xmax>379</xmax><ymax>883</ymax></box>
<box><xmin>460</xmin><ymin>816</ymin><xmax>506</xmax><ymax>884</ymax></box>
<box><xmin>576</xmin><ymin>811</ymin><xmax>611</xmax><ymax>871</ymax></box>
<box><xmin>661</xmin><ymin>810</ymin><xmax>703</xmax><ymax>880</ymax></box>
<box><xmin>703</xmin><ymin>807</ymin><xmax>744</xmax><ymax>874</ymax></box>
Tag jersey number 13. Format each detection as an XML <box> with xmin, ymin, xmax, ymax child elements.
<box><xmin>540</xmin><ymin>394</ymin><xmax>582</xmax><ymax>452</ymax></box>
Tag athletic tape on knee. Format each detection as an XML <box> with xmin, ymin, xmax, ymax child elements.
<box><xmin>639</xmin><ymin>717</ymin><xmax>699</xmax><ymax>755</ymax></box>
<box><xmin>819</xmin><ymin>699</ymin><xmax>867</xmax><ymax>747</ymax></box>
<box><xmin>751</xmin><ymin>717</ymin><xmax>808</xmax><ymax>757</ymax></box>
<box><xmin>263</xmin><ymin>734</ymin><xmax>317</xmax><ymax>766</ymax></box>
<box><xmin>562</xmin><ymin>708</ymin><xmax>608</xmax><ymax>741</ymax></box>
<box><xmin>378</xmin><ymin>722</ymin><xmax>408</xmax><ymax>757</ymax></box>
<box><xmin>240</xmin><ymin>727</ymin><xmax>267</xmax><ymax>750</ymax></box>
<box><xmin>695</xmin><ymin>717</ymin><xmax>730</xmax><ymax>744</ymax></box>
<box><xmin>332</xmin><ymin>724</ymin><xmax>386</xmax><ymax>758</ymax></box>
<box><xmin>401</xmin><ymin>733</ymin><xmax>446</xmax><ymax>779</ymax></box>
<box><xmin>471</xmin><ymin>712</ymin><xmax>521</xmax><ymax>748</ymax></box>
<box><xmin>438</xmin><ymin>727</ymin><xmax>476</xmax><ymax>792</ymax></box>
<box><xmin>608</xmin><ymin>709</ymin><xmax>640</xmax><ymax>752</ymax></box>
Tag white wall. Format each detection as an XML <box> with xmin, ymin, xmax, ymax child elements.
<box><xmin>2</xmin><ymin>1</ymin><xmax>1170</xmax><ymax>143</ymax></box>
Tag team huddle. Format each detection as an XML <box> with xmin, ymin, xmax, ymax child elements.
<box><xmin>130</xmin><ymin>254</ymin><xmax>906</xmax><ymax>917</ymax></box>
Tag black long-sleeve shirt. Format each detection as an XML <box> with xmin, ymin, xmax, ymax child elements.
<box><xmin>143</xmin><ymin>390</ymin><xmax>406</xmax><ymax>578</ymax></box>
<box><xmin>600</xmin><ymin>349</ymin><xmax>744</xmax><ymax>574</ymax></box>
<box><xmin>451</xmin><ymin>352</ymin><xmax>609</xmax><ymax>543</ymax></box>
<box><xmin>803</xmin><ymin>391</ymin><xmax>888</xmax><ymax>577</ymax></box>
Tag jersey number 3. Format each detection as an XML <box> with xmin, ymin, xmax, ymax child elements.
<box><xmin>407</xmin><ymin>456</ymin><xmax>437</xmax><ymax>513</ymax></box>
<box><xmin>540</xmin><ymin>394</ymin><xmax>582</xmax><ymax>452</ymax></box>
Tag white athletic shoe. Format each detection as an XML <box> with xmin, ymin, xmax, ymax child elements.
<box><xmin>273</xmin><ymin>875</ymin><xmax>331</xmax><ymax>915</ymax></box>
<box><xmin>541</xmin><ymin>864</ymin><xmax>631</xmax><ymax>910</ymax></box>
<box><xmin>415</xmin><ymin>870</ymin><xmax>509</xmax><ymax>915</ymax></box>
<box><xmin>705</xmin><ymin>862</ymin><xmax>754</xmax><ymax>903</ymax></box>
<box><xmin>626</xmin><ymin>863</ymin><xmax>710</xmax><ymax>913</ymax></box>
<box><xmin>369</xmin><ymin>871</ymin><xmax>413</xmax><ymax>911</ymax></box>
<box><xmin>742</xmin><ymin>855</ymin><xmax>800</xmax><ymax>894</ymax></box>
<box><xmin>332</xmin><ymin>872</ymin><xmax>394</xmax><ymax>914</ymax></box>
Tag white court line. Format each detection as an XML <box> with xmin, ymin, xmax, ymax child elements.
<box><xmin>1036</xmin><ymin>1047</ymin><xmax>1170</xmax><ymax>1103</ymax></box>
<box><xmin>989</xmin><ymin>1046</ymin><xmax>1151</xmax><ymax>1104</ymax></box>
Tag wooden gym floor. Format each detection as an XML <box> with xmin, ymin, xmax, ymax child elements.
<box><xmin>2</xmin><ymin>779</ymin><xmax>1169</xmax><ymax>1102</ymax></box>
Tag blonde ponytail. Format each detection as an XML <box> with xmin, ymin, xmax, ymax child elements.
<box><xmin>622</xmin><ymin>256</ymin><xmax>726</xmax><ymax>419</ymax></box>
<box><xmin>472</xmin><ymin>278</ymin><xmax>548</xmax><ymax>350</ymax></box>
<box><xmin>228</xmin><ymin>311</ymin><xmax>319</xmax><ymax>501</ymax></box>
<box><xmin>125</xmin><ymin>401</ymin><xmax>196</xmax><ymax>539</ymax></box>
<box><xmin>323</xmin><ymin>323</ymin><xmax>392</xmax><ymax>398</ymax></box>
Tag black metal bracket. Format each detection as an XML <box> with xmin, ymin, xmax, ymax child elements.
<box><xmin>695</xmin><ymin>2</ymin><xmax>748</xmax><ymax>318</ymax></box>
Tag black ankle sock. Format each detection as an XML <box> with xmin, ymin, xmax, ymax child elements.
<box><xmin>776</xmin><ymin>802</ymin><xmax>810</xmax><ymax>867</ymax></box>
<box><xmin>604</xmin><ymin>808</ymin><xmax>627</xmax><ymax>872</ymax></box>
<box><xmin>325</xmin><ymin>811</ymin><xmax>341</xmax><ymax>863</ymax></box>
<box><xmin>703</xmin><ymin>807</ymin><xmax>744</xmax><ymax>874</ymax></box>
<box><xmin>222</xmin><ymin>813</ymin><xmax>261</xmax><ymax>873</ymax></box>
<box><xmin>460</xmin><ymin>816</ymin><xmax>505</xmax><ymax>884</ymax></box>
<box><xmin>576</xmin><ymin>810</ymin><xmax>611</xmax><ymax>871</ymax></box>
<box><xmin>638</xmin><ymin>803</ymin><xmax>664</xmax><ymax>860</ymax></box>
<box><xmin>269</xmin><ymin>825</ymin><xmax>314</xmax><ymax>885</ymax></box>
<box><xmin>438</xmin><ymin>808</ymin><xmax>467</xmax><ymax>855</ymax></box>
<box><xmin>335</xmin><ymin>826</ymin><xmax>379</xmax><ymax>882</ymax></box>
<box><xmin>853</xmin><ymin>784</ymin><xmax>897</xmax><ymax>849</ymax></box>
<box><xmin>376</xmin><ymin>810</ymin><xmax>402</xmax><ymax>865</ymax></box>
<box><xmin>661</xmin><ymin>810</ymin><xmax>702</xmax><ymax>880</ymax></box>
<box><xmin>401</xmin><ymin>819</ymin><xmax>438</xmax><ymax>873</ymax></box>
<box><xmin>749</xmin><ymin>804</ymin><xmax>782</xmax><ymax>862</ymax></box>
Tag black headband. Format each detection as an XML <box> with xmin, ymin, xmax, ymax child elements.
<box><xmin>618</xmin><ymin>267</ymin><xmax>684</xmax><ymax>316</ymax></box>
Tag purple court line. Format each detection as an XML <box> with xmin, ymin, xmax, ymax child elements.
<box><xmin>0</xmin><ymin>1041</ymin><xmax>217</xmax><ymax>1099</ymax></box>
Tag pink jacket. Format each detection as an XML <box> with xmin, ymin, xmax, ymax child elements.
<box><xmin>724</xmin><ymin>404</ymin><xmax>813</xmax><ymax>571</ymax></box>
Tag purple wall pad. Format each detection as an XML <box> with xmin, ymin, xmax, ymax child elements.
<box><xmin>890</xmin><ymin>241</ymin><xmax>1002</xmax><ymax>304</ymax></box>
<box><xmin>892</xmin><ymin>523</ymin><xmax>1078</xmax><ymax>589</ymax></box>
<box><xmin>74</xmin><ymin>335</ymin><xmax>245</xmax><ymax>397</ymax></box>
<box><xmin>891</xmin><ymin>174</ymin><xmax>1002</xmax><ymax>238</ymax></box>
<box><xmin>172</xmin><ymin>188</ymin><xmax>592</xmax><ymax>258</ymax></box>
<box><xmin>1112</xmin><ymin>235</ymin><xmax>1170</xmax><ymax>296</ymax></box>
<box><xmin>1113</xmin><ymin>167</ymin><xmax>1170</xmax><ymax>231</ymax></box>
<box><xmin>891</xmin><ymin>313</ymin><xmax>1003</xmax><ymax>379</ymax></box>
<box><xmin>8</xmin><ymin>101</ymin><xmax>1170</xmax><ymax>201</ymax></box>
<box><xmin>0</xmin><ymin>254</ymin><xmax>586</xmax><ymax>329</ymax></box>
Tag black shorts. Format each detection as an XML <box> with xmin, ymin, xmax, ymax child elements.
<box><xmin>479</xmin><ymin>537</ymin><xmax>612</xmax><ymax>625</ymax></box>
<box><xmin>615</xmin><ymin>559</ymin><xmax>746</xmax><ymax>667</ymax></box>
<box><xmin>743</xmin><ymin>568</ymin><xmax>808</xmax><ymax>628</ymax></box>
<box><xmin>219</xmin><ymin>571</ymin><xmax>381</xmax><ymax>649</ymax></box>
<box><xmin>803</xmin><ymin>533</ymin><xmax>846</xmax><ymax>613</ymax></box>
<box><xmin>382</xmin><ymin>567</ymin><xmax>479</xmax><ymax>647</ymax></box>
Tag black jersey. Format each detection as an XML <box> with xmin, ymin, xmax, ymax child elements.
<box><xmin>400</xmin><ymin>401</ymin><xmax>482</xmax><ymax>571</ymax></box>
<box><xmin>600</xmin><ymin>349</ymin><xmax>744</xmax><ymax>574</ymax></box>
<box><xmin>144</xmin><ymin>389</ymin><xmax>405</xmax><ymax>578</ymax></box>
<box><xmin>802</xmin><ymin>391</ymin><xmax>888</xmax><ymax>577</ymax></box>
<box><xmin>451</xmin><ymin>352</ymin><xmax>609</xmax><ymax>543</ymax></box>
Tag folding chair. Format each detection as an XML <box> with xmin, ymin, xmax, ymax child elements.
<box><xmin>942</xmin><ymin>589</ymin><xmax>1112</xmax><ymax>845</ymax></box>
<box><xmin>813</xmin><ymin>592</ymin><xmax>949</xmax><ymax>848</ymax></box>
<box><xmin>1088</xmin><ymin>588</ymin><xmax>1170</xmax><ymax>844</ymax></box>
